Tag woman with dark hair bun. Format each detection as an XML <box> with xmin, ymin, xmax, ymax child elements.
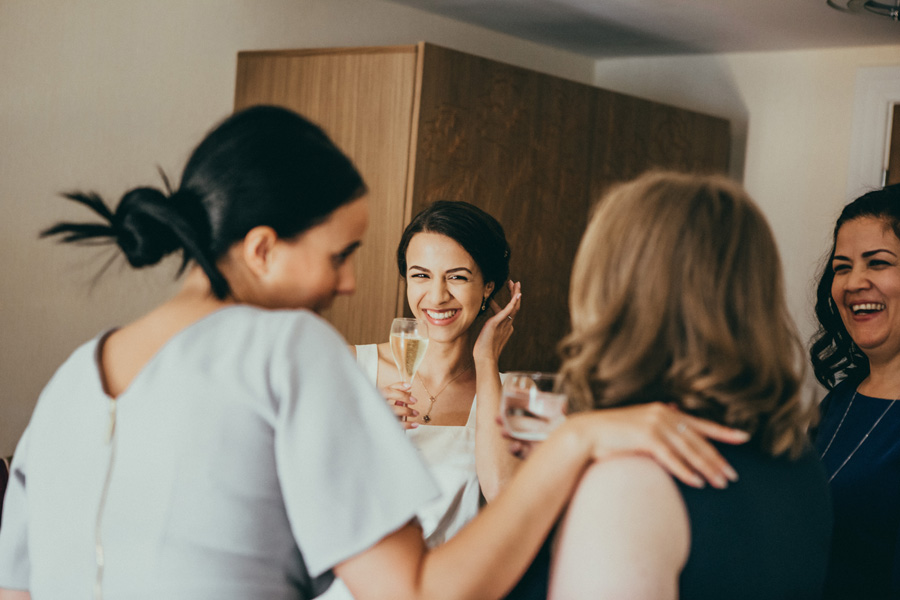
<box><xmin>0</xmin><ymin>106</ymin><xmax>745</xmax><ymax>600</ymax></box>
<box><xmin>810</xmin><ymin>183</ymin><xmax>900</xmax><ymax>599</ymax></box>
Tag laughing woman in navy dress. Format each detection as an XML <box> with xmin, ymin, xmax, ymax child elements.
<box><xmin>811</xmin><ymin>183</ymin><xmax>900</xmax><ymax>600</ymax></box>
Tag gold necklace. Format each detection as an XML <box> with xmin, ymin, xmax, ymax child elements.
<box><xmin>819</xmin><ymin>388</ymin><xmax>899</xmax><ymax>483</ymax></box>
<box><xmin>417</xmin><ymin>363</ymin><xmax>473</xmax><ymax>423</ymax></box>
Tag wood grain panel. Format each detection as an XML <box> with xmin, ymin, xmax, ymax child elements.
<box><xmin>233</xmin><ymin>43</ymin><xmax>732</xmax><ymax>369</ymax></box>
<box><xmin>235</xmin><ymin>47</ymin><xmax>419</xmax><ymax>344</ymax></box>
<box><xmin>411</xmin><ymin>44</ymin><xmax>597</xmax><ymax>372</ymax></box>
<box><xmin>888</xmin><ymin>103</ymin><xmax>900</xmax><ymax>186</ymax></box>
<box><xmin>590</xmin><ymin>89</ymin><xmax>731</xmax><ymax>203</ymax></box>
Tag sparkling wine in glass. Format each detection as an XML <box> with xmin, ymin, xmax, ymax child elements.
<box><xmin>500</xmin><ymin>372</ymin><xmax>567</xmax><ymax>441</ymax></box>
<box><xmin>390</xmin><ymin>318</ymin><xmax>429</xmax><ymax>384</ymax></box>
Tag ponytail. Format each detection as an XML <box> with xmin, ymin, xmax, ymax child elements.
<box><xmin>41</xmin><ymin>179</ymin><xmax>230</xmax><ymax>298</ymax></box>
<box><xmin>41</xmin><ymin>106</ymin><xmax>366</xmax><ymax>301</ymax></box>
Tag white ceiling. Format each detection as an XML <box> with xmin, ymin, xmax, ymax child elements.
<box><xmin>386</xmin><ymin>0</ymin><xmax>900</xmax><ymax>57</ymax></box>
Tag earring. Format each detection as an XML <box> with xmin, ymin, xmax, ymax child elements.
<box><xmin>481</xmin><ymin>297</ymin><xmax>488</xmax><ymax>312</ymax></box>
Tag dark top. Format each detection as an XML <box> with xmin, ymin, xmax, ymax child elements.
<box><xmin>675</xmin><ymin>441</ymin><xmax>832</xmax><ymax>599</ymax></box>
<box><xmin>502</xmin><ymin>528</ymin><xmax>552</xmax><ymax>600</ymax></box>
<box><xmin>505</xmin><ymin>441</ymin><xmax>831</xmax><ymax>600</ymax></box>
<box><xmin>815</xmin><ymin>379</ymin><xmax>900</xmax><ymax>600</ymax></box>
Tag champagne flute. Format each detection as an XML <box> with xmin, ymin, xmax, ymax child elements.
<box><xmin>390</xmin><ymin>318</ymin><xmax>429</xmax><ymax>385</ymax></box>
<box><xmin>500</xmin><ymin>372</ymin><xmax>567</xmax><ymax>441</ymax></box>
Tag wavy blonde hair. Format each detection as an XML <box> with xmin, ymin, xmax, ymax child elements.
<box><xmin>558</xmin><ymin>171</ymin><xmax>815</xmax><ymax>459</ymax></box>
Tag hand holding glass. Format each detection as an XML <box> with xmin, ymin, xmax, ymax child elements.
<box><xmin>390</xmin><ymin>318</ymin><xmax>429</xmax><ymax>384</ymax></box>
<box><xmin>500</xmin><ymin>372</ymin><xmax>567</xmax><ymax>441</ymax></box>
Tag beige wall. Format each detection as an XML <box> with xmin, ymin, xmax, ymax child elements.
<box><xmin>3</xmin><ymin>0</ymin><xmax>899</xmax><ymax>456</ymax></box>
<box><xmin>592</xmin><ymin>46</ymin><xmax>900</xmax><ymax>398</ymax></box>
<box><xmin>0</xmin><ymin>0</ymin><xmax>596</xmax><ymax>456</ymax></box>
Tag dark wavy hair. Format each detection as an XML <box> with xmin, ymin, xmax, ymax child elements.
<box><xmin>41</xmin><ymin>105</ymin><xmax>366</xmax><ymax>298</ymax></box>
<box><xmin>396</xmin><ymin>201</ymin><xmax>510</xmax><ymax>310</ymax></box>
<box><xmin>810</xmin><ymin>183</ymin><xmax>900</xmax><ymax>389</ymax></box>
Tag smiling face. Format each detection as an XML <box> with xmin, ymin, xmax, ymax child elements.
<box><xmin>263</xmin><ymin>197</ymin><xmax>369</xmax><ymax>313</ymax></box>
<box><xmin>405</xmin><ymin>232</ymin><xmax>494</xmax><ymax>343</ymax></box>
<box><xmin>831</xmin><ymin>216</ymin><xmax>900</xmax><ymax>364</ymax></box>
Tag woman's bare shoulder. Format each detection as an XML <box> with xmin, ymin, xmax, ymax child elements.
<box><xmin>549</xmin><ymin>456</ymin><xmax>690</xmax><ymax>600</ymax></box>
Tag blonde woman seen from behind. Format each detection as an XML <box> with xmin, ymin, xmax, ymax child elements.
<box><xmin>549</xmin><ymin>172</ymin><xmax>832</xmax><ymax>600</ymax></box>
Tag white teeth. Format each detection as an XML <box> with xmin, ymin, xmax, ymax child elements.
<box><xmin>425</xmin><ymin>309</ymin><xmax>457</xmax><ymax>320</ymax></box>
<box><xmin>851</xmin><ymin>303</ymin><xmax>886</xmax><ymax>314</ymax></box>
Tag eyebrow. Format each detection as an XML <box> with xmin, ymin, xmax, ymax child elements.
<box><xmin>408</xmin><ymin>265</ymin><xmax>474</xmax><ymax>274</ymax></box>
<box><xmin>338</xmin><ymin>241</ymin><xmax>362</xmax><ymax>256</ymax></box>
<box><xmin>833</xmin><ymin>248</ymin><xmax>897</xmax><ymax>261</ymax></box>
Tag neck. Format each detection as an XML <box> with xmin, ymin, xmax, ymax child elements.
<box><xmin>417</xmin><ymin>336</ymin><xmax>474</xmax><ymax>383</ymax></box>
<box><xmin>155</xmin><ymin>267</ymin><xmax>235</xmax><ymax>317</ymax></box>
<box><xmin>860</xmin><ymin>354</ymin><xmax>900</xmax><ymax>397</ymax></box>
<box><xmin>175</xmin><ymin>267</ymin><xmax>229</xmax><ymax>303</ymax></box>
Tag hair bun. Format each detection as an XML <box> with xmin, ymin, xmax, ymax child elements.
<box><xmin>114</xmin><ymin>187</ymin><xmax>181</xmax><ymax>267</ymax></box>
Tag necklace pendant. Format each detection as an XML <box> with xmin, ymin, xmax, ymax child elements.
<box><xmin>423</xmin><ymin>415</ymin><xmax>431</xmax><ymax>423</ymax></box>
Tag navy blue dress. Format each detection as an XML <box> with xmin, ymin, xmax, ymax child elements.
<box><xmin>675</xmin><ymin>442</ymin><xmax>832</xmax><ymax>599</ymax></box>
<box><xmin>505</xmin><ymin>441</ymin><xmax>832</xmax><ymax>600</ymax></box>
<box><xmin>816</xmin><ymin>379</ymin><xmax>900</xmax><ymax>599</ymax></box>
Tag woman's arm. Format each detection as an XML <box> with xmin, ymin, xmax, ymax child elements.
<box><xmin>473</xmin><ymin>282</ymin><xmax>522</xmax><ymax>500</ymax></box>
<box><xmin>548</xmin><ymin>456</ymin><xmax>690</xmax><ymax>600</ymax></box>
<box><xmin>0</xmin><ymin>590</ymin><xmax>30</xmax><ymax>600</ymax></box>
<box><xmin>335</xmin><ymin>405</ymin><xmax>741</xmax><ymax>600</ymax></box>
<box><xmin>336</xmin><ymin>411</ymin><xmax>591</xmax><ymax>600</ymax></box>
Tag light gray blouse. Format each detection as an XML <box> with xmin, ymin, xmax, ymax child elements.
<box><xmin>0</xmin><ymin>306</ymin><xmax>437</xmax><ymax>599</ymax></box>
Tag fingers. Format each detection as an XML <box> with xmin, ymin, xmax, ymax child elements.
<box><xmin>473</xmin><ymin>283</ymin><xmax>521</xmax><ymax>361</ymax></box>
<box><xmin>655</xmin><ymin>406</ymin><xmax>739</xmax><ymax>488</ymax></box>
<box><xmin>681</xmin><ymin>413</ymin><xmax>751</xmax><ymax>445</ymax></box>
<box><xmin>577</xmin><ymin>403</ymin><xmax>741</xmax><ymax>490</ymax></box>
<box><xmin>640</xmin><ymin>438</ymin><xmax>706</xmax><ymax>488</ymax></box>
<box><xmin>489</xmin><ymin>281</ymin><xmax>522</xmax><ymax>322</ymax></box>
<box><xmin>382</xmin><ymin>382</ymin><xmax>418</xmax><ymax>429</ymax></box>
<box><xmin>496</xmin><ymin>415</ymin><xmax>531</xmax><ymax>460</ymax></box>
<box><xmin>658</xmin><ymin>424</ymin><xmax>735</xmax><ymax>488</ymax></box>
<box><xmin>384</xmin><ymin>381</ymin><xmax>416</xmax><ymax>395</ymax></box>
<box><xmin>508</xmin><ymin>440</ymin><xmax>530</xmax><ymax>460</ymax></box>
<box><xmin>390</xmin><ymin>399</ymin><xmax>419</xmax><ymax>424</ymax></box>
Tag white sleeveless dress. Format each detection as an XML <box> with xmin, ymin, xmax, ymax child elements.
<box><xmin>319</xmin><ymin>344</ymin><xmax>483</xmax><ymax>600</ymax></box>
<box><xmin>355</xmin><ymin>344</ymin><xmax>482</xmax><ymax>547</ymax></box>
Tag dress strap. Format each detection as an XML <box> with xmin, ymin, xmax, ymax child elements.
<box><xmin>354</xmin><ymin>344</ymin><xmax>379</xmax><ymax>386</ymax></box>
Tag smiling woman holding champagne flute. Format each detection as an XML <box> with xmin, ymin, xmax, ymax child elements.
<box><xmin>350</xmin><ymin>201</ymin><xmax>523</xmax><ymax>553</ymax></box>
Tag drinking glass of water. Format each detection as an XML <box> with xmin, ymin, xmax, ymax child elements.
<box><xmin>500</xmin><ymin>372</ymin><xmax>567</xmax><ymax>441</ymax></box>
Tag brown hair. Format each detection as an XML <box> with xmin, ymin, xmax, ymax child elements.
<box><xmin>558</xmin><ymin>171</ymin><xmax>814</xmax><ymax>458</ymax></box>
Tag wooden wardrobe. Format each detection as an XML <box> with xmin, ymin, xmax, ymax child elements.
<box><xmin>234</xmin><ymin>42</ymin><xmax>730</xmax><ymax>372</ymax></box>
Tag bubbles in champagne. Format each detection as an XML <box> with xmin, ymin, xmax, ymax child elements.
<box><xmin>390</xmin><ymin>334</ymin><xmax>428</xmax><ymax>382</ymax></box>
